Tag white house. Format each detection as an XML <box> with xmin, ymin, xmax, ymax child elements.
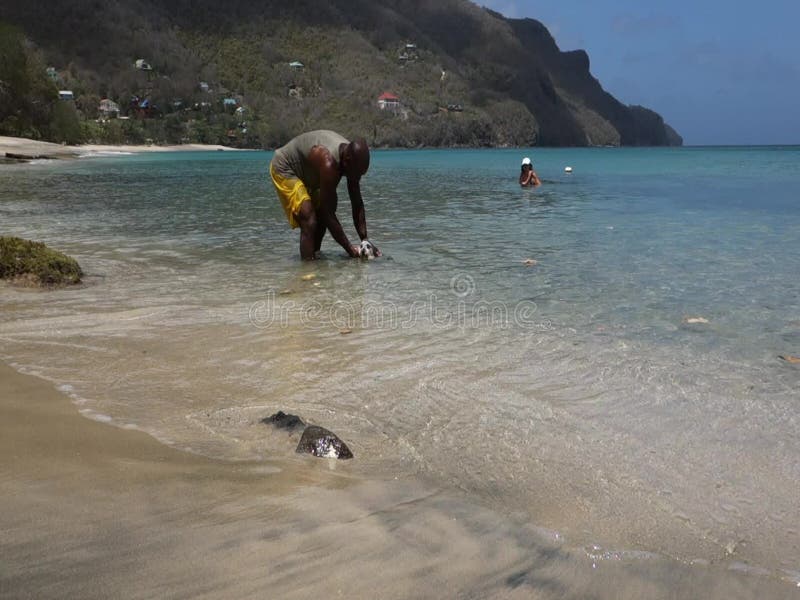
<box><xmin>377</xmin><ymin>92</ymin><xmax>400</xmax><ymax>111</ymax></box>
<box><xmin>98</xmin><ymin>98</ymin><xmax>120</xmax><ymax>117</ymax></box>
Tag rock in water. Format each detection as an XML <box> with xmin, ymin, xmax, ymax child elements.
<box><xmin>296</xmin><ymin>425</ymin><xmax>353</xmax><ymax>459</ymax></box>
<box><xmin>261</xmin><ymin>411</ymin><xmax>306</xmax><ymax>431</ymax></box>
<box><xmin>0</xmin><ymin>236</ymin><xmax>82</xmax><ymax>286</ymax></box>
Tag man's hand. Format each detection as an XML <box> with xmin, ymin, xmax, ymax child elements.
<box><xmin>369</xmin><ymin>242</ymin><xmax>382</xmax><ymax>257</ymax></box>
<box><xmin>350</xmin><ymin>244</ymin><xmax>361</xmax><ymax>258</ymax></box>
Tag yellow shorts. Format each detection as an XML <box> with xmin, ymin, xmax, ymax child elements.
<box><xmin>269</xmin><ymin>162</ymin><xmax>319</xmax><ymax>229</ymax></box>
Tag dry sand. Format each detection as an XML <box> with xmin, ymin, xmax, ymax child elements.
<box><xmin>1</xmin><ymin>361</ymin><xmax>795</xmax><ymax>599</ymax></box>
<box><xmin>0</xmin><ymin>135</ymin><xmax>241</xmax><ymax>161</ymax></box>
<box><xmin>0</xmin><ymin>136</ymin><xmax>79</xmax><ymax>160</ymax></box>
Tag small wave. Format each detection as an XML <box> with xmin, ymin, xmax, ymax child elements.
<box><xmin>27</xmin><ymin>159</ymin><xmax>51</xmax><ymax>165</ymax></box>
<box><xmin>78</xmin><ymin>151</ymin><xmax>135</xmax><ymax>158</ymax></box>
<box><xmin>79</xmin><ymin>408</ymin><xmax>113</xmax><ymax>423</ymax></box>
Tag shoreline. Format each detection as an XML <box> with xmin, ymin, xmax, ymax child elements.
<box><xmin>1</xmin><ymin>359</ymin><xmax>796</xmax><ymax>598</ymax></box>
<box><xmin>0</xmin><ymin>135</ymin><xmax>243</xmax><ymax>162</ymax></box>
<box><xmin>0</xmin><ymin>359</ymin><xmax>370</xmax><ymax>597</ymax></box>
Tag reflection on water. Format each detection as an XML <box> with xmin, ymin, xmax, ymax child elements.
<box><xmin>2</xmin><ymin>148</ymin><xmax>800</xmax><ymax>592</ymax></box>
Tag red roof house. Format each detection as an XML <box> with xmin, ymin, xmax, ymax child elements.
<box><xmin>377</xmin><ymin>92</ymin><xmax>400</xmax><ymax>111</ymax></box>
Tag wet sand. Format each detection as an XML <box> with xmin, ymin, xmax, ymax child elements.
<box><xmin>1</xmin><ymin>361</ymin><xmax>797</xmax><ymax>599</ymax></box>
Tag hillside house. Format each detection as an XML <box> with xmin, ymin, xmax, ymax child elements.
<box><xmin>377</xmin><ymin>92</ymin><xmax>400</xmax><ymax>111</ymax></box>
<box><xmin>58</xmin><ymin>90</ymin><xmax>74</xmax><ymax>101</ymax></box>
<box><xmin>98</xmin><ymin>98</ymin><xmax>120</xmax><ymax>117</ymax></box>
<box><xmin>223</xmin><ymin>98</ymin><xmax>239</xmax><ymax>108</ymax></box>
<box><xmin>289</xmin><ymin>61</ymin><xmax>304</xmax><ymax>71</ymax></box>
<box><xmin>130</xmin><ymin>96</ymin><xmax>156</xmax><ymax>118</ymax></box>
<box><xmin>199</xmin><ymin>81</ymin><xmax>210</xmax><ymax>93</ymax></box>
<box><xmin>45</xmin><ymin>67</ymin><xmax>59</xmax><ymax>82</ymax></box>
<box><xmin>134</xmin><ymin>59</ymin><xmax>153</xmax><ymax>71</ymax></box>
<box><xmin>399</xmin><ymin>42</ymin><xmax>419</xmax><ymax>64</ymax></box>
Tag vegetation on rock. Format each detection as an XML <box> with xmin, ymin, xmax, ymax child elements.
<box><xmin>0</xmin><ymin>236</ymin><xmax>83</xmax><ymax>286</ymax></box>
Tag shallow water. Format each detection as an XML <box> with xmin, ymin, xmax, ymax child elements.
<box><xmin>1</xmin><ymin>147</ymin><xmax>800</xmax><ymax>592</ymax></box>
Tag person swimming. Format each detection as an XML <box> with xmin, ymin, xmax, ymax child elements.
<box><xmin>519</xmin><ymin>157</ymin><xmax>541</xmax><ymax>187</ymax></box>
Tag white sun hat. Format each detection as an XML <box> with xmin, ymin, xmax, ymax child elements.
<box><xmin>521</xmin><ymin>157</ymin><xmax>532</xmax><ymax>165</ymax></box>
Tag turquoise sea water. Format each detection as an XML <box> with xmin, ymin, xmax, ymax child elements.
<box><xmin>2</xmin><ymin>147</ymin><xmax>800</xmax><ymax>589</ymax></box>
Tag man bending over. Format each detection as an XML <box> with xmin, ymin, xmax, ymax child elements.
<box><xmin>269</xmin><ymin>130</ymin><xmax>380</xmax><ymax>260</ymax></box>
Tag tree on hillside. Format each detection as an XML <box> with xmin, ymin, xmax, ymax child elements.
<box><xmin>0</xmin><ymin>22</ymin><xmax>58</xmax><ymax>139</ymax></box>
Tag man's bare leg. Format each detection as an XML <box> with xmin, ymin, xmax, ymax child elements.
<box><xmin>313</xmin><ymin>211</ymin><xmax>326</xmax><ymax>254</ymax></box>
<box><xmin>312</xmin><ymin>190</ymin><xmax>333</xmax><ymax>256</ymax></box>
<box><xmin>295</xmin><ymin>200</ymin><xmax>318</xmax><ymax>260</ymax></box>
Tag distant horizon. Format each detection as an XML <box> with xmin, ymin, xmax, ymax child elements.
<box><xmin>479</xmin><ymin>0</ymin><xmax>800</xmax><ymax>147</ymax></box>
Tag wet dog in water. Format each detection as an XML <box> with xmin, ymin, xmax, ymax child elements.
<box><xmin>359</xmin><ymin>240</ymin><xmax>376</xmax><ymax>259</ymax></box>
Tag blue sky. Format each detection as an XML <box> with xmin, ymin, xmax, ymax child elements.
<box><xmin>479</xmin><ymin>0</ymin><xmax>800</xmax><ymax>145</ymax></box>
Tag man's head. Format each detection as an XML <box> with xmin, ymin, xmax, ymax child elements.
<box><xmin>341</xmin><ymin>138</ymin><xmax>370</xmax><ymax>178</ymax></box>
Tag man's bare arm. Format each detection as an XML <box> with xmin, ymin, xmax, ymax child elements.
<box><xmin>313</xmin><ymin>151</ymin><xmax>358</xmax><ymax>257</ymax></box>
<box><xmin>347</xmin><ymin>177</ymin><xmax>367</xmax><ymax>241</ymax></box>
<box><xmin>319</xmin><ymin>198</ymin><xmax>358</xmax><ymax>256</ymax></box>
<box><xmin>348</xmin><ymin>177</ymin><xmax>382</xmax><ymax>256</ymax></box>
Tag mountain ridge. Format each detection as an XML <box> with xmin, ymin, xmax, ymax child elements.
<box><xmin>0</xmin><ymin>0</ymin><xmax>682</xmax><ymax>148</ymax></box>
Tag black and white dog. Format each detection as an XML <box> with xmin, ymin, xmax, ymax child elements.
<box><xmin>358</xmin><ymin>240</ymin><xmax>376</xmax><ymax>259</ymax></box>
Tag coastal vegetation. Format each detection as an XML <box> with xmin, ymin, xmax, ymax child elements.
<box><xmin>0</xmin><ymin>23</ymin><xmax>84</xmax><ymax>144</ymax></box>
<box><xmin>0</xmin><ymin>236</ymin><xmax>83</xmax><ymax>287</ymax></box>
<box><xmin>0</xmin><ymin>1</ymin><xmax>681</xmax><ymax>148</ymax></box>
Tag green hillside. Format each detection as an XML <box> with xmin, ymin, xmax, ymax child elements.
<box><xmin>0</xmin><ymin>0</ymin><xmax>682</xmax><ymax>148</ymax></box>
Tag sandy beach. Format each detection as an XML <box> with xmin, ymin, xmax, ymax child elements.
<box><xmin>0</xmin><ymin>360</ymin><xmax>469</xmax><ymax>599</ymax></box>
<box><xmin>2</xmin><ymin>361</ymin><xmax>796</xmax><ymax>599</ymax></box>
<box><xmin>0</xmin><ymin>360</ymin><xmax>554</xmax><ymax>600</ymax></box>
<box><xmin>0</xmin><ymin>135</ymin><xmax>241</xmax><ymax>161</ymax></box>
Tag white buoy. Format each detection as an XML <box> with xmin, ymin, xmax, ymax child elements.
<box><xmin>564</xmin><ymin>166</ymin><xmax>573</xmax><ymax>173</ymax></box>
